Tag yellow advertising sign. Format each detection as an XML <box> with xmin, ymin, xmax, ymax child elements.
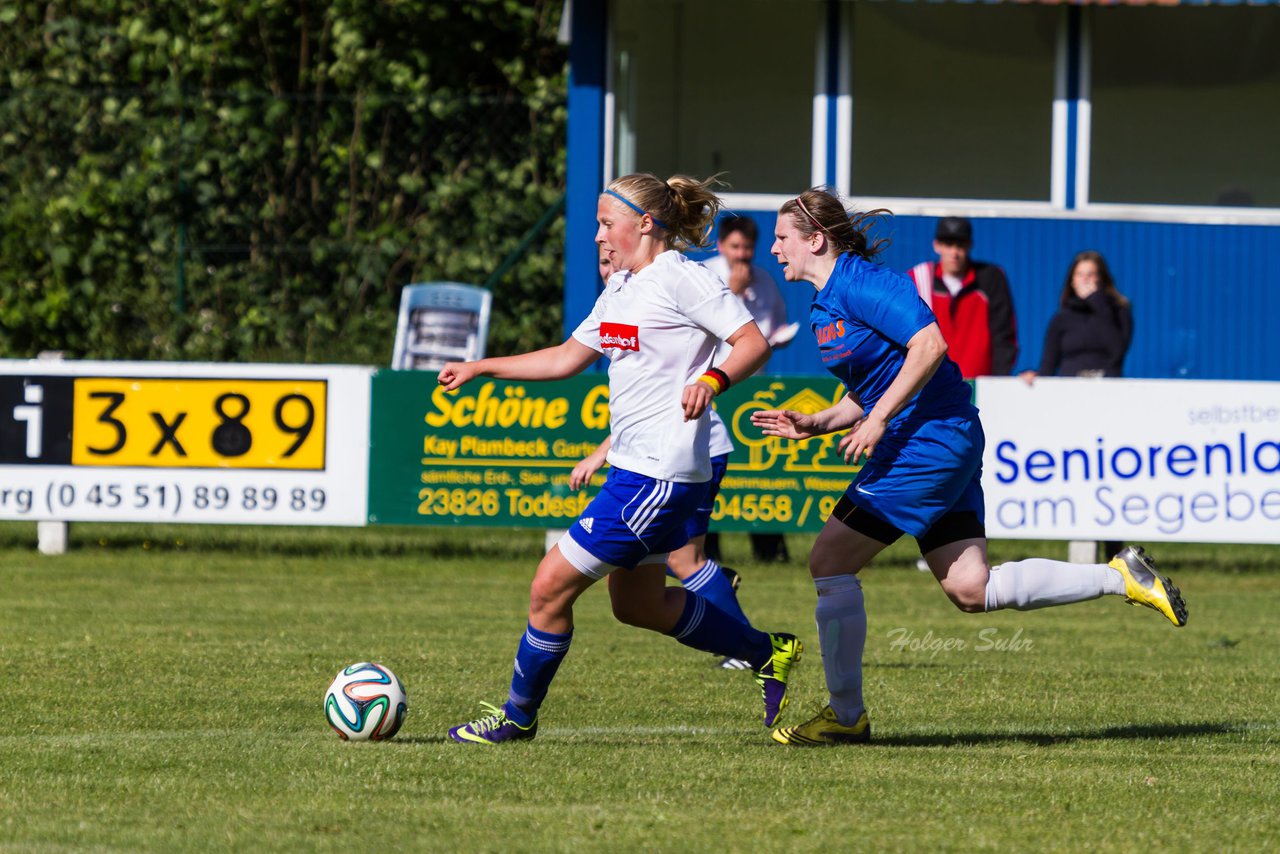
<box><xmin>71</xmin><ymin>378</ymin><xmax>327</xmax><ymax>469</ymax></box>
<box><xmin>368</xmin><ymin>372</ymin><xmax>866</xmax><ymax>531</ymax></box>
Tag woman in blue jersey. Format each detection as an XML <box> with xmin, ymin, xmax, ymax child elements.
<box><xmin>751</xmin><ymin>187</ymin><xmax>1187</xmax><ymax>747</ymax></box>
<box><xmin>438</xmin><ymin>173</ymin><xmax>803</xmax><ymax>745</ymax></box>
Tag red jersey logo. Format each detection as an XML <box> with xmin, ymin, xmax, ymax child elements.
<box><xmin>600</xmin><ymin>322</ymin><xmax>640</xmax><ymax>351</ymax></box>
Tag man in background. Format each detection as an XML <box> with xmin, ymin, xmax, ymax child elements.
<box><xmin>908</xmin><ymin>216</ymin><xmax>1018</xmax><ymax>379</ymax></box>
<box><xmin>703</xmin><ymin>216</ymin><xmax>795</xmax><ymax>352</ymax></box>
<box><xmin>907</xmin><ymin>217</ymin><xmax>1018</xmax><ymax>572</ymax></box>
<box><xmin>704</xmin><ymin>216</ymin><xmax>798</xmax><ymax>564</ymax></box>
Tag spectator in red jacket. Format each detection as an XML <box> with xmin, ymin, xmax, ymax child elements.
<box><xmin>908</xmin><ymin>217</ymin><xmax>1018</xmax><ymax>379</ymax></box>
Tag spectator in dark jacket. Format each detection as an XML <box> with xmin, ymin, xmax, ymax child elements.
<box><xmin>1020</xmin><ymin>250</ymin><xmax>1132</xmax><ymax>561</ymax></box>
<box><xmin>1020</xmin><ymin>250</ymin><xmax>1132</xmax><ymax>382</ymax></box>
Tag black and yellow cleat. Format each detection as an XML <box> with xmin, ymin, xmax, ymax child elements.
<box><xmin>754</xmin><ymin>633</ymin><xmax>803</xmax><ymax>727</ymax></box>
<box><xmin>772</xmin><ymin>705</ymin><xmax>871</xmax><ymax>746</ymax></box>
<box><xmin>1109</xmin><ymin>545</ymin><xmax>1188</xmax><ymax>627</ymax></box>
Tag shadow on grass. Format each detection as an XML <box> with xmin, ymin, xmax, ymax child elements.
<box><xmin>877</xmin><ymin>721</ymin><xmax>1240</xmax><ymax>748</ymax></box>
<box><xmin>387</xmin><ymin>722</ymin><xmax>1246</xmax><ymax>749</ymax></box>
<box><xmin>395</xmin><ymin>734</ymin><xmax>454</xmax><ymax>745</ymax></box>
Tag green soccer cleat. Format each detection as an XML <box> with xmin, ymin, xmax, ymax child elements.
<box><xmin>754</xmin><ymin>633</ymin><xmax>803</xmax><ymax>727</ymax></box>
<box><xmin>772</xmin><ymin>705</ymin><xmax>871</xmax><ymax>746</ymax></box>
<box><xmin>1108</xmin><ymin>546</ymin><xmax>1188</xmax><ymax>627</ymax></box>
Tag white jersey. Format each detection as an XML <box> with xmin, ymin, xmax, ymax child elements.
<box><xmin>573</xmin><ymin>251</ymin><xmax>752</xmax><ymax>482</ymax></box>
<box><xmin>708</xmin><ymin>407</ymin><xmax>733</xmax><ymax>457</ymax></box>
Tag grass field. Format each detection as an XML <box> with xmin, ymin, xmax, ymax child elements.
<box><xmin>1</xmin><ymin>522</ymin><xmax>1278</xmax><ymax>852</ymax></box>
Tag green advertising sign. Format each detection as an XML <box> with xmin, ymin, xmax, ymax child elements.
<box><xmin>367</xmin><ymin>371</ymin><xmax>860</xmax><ymax>532</ymax></box>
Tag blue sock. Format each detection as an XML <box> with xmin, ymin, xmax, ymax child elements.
<box><xmin>666</xmin><ymin>591</ymin><xmax>771</xmax><ymax>668</ymax></box>
<box><xmin>503</xmin><ymin>623</ymin><xmax>572</xmax><ymax>727</ymax></box>
<box><xmin>680</xmin><ymin>559</ymin><xmax>748</xmax><ymax>625</ymax></box>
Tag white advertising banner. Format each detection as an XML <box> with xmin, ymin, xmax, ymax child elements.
<box><xmin>977</xmin><ymin>377</ymin><xmax>1280</xmax><ymax>544</ymax></box>
<box><xmin>0</xmin><ymin>360</ymin><xmax>373</xmax><ymax>526</ymax></box>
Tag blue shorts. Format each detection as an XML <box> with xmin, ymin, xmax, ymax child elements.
<box><xmin>846</xmin><ymin>413</ymin><xmax>985</xmax><ymax>537</ymax></box>
<box><xmin>684</xmin><ymin>453</ymin><xmax>728</xmax><ymax>541</ymax></box>
<box><xmin>559</xmin><ymin>466</ymin><xmax>708</xmax><ymax>579</ymax></box>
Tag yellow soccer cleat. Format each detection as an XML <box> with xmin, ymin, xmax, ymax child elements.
<box><xmin>771</xmin><ymin>705</ymin><xmax>871</xmax><ymax>746</ymax></box>
<box><xmin>1109</xmin><ymin>545</ymin><xmax>1188</xmax><ymax>627</ymax></box>
<box><xmin>754</xmin><ymin>633</ymin><xmax>803</xmax><ymax>727</ymax></box>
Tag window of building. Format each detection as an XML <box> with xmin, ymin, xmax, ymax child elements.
<box><xmin>1089</xmin><ymin>7</ymin><xmax>1280</xmax><ymax>209</ymax></box>
<box><xmin>847</xmin><ymin>2</ymin><xmax>1058</xmax><ymax>202</ymax></box>
<box><xmin>610</xmin><ymin>0</ymin><xmax>816</xmax><ymax>194</ymax></box>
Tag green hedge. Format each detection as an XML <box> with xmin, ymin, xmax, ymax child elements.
<box><xmin>0</xmin><ymin>0</ymin><xmax>566</xmax><ymax>364</ymax></box>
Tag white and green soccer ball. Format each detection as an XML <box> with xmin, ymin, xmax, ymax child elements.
<box><xmin>324</xmin><ymin>662</ymin><xmax>407</xmax><ymax>741</ymax></box>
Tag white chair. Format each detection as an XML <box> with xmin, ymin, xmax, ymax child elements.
<box><xmin>391</xmin><ymin>283</ymin><xmax>492</xmax><ymax>371</ymax></box>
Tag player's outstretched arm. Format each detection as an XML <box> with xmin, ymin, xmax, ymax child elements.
<box><xmin>751</xmin><ymin>393</ymin><xmax>865</xmax><ymax>440</ymax></box>
<box><xmin>438</xmin><ymin>338</ymin><xmax>599</xmax><ymax>390</ymax></box>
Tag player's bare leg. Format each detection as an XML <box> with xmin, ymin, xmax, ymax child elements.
<box><xmin>926</xmin><ymin>538</ymin><xmax>1185</xmax><ymax>625</ymax></box>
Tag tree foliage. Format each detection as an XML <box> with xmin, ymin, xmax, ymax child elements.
<box><xmin>0</xmin><ymin>0</ymin><xmax>567</xmax><ymax>363</ymax></box>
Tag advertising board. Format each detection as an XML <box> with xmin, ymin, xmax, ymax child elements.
<box><xmin>367</xmin><ymin>371</ymin><xmax>859</xmax><ymax>532</ymax></box>
<box><xmin>978</xmin><ymin>377</ymin><xmax>1280</xmax><ymax>543</ymax></box>
<box><xmin>0</xmin><ymin>361</ymin><xmax>372</xmax><ymax>526</ymax></box>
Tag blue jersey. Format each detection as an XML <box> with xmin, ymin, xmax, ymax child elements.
<box><xmin>811</xmin><ymin>253</ymin><xmax>973</xmax><ymax>431</ymax></box>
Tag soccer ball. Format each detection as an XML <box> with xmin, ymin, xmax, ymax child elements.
<box><xmin>324</xmin><ymin>662</ymin><xmax>407</xmax><ymax>741</ymax></box>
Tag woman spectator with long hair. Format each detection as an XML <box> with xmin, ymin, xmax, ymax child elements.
<box><xmin>1021</xmin><ymin>250</ymin><xmax>1133</xmax><ymax>382</ymax></box>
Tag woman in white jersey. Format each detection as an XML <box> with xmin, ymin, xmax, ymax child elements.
<box><xmin>571</xmin><ymin>248</ymin><xmax>754</xmax><ymax>671</ymax></box>
<box><xmin>440</xmin><ymin>173</ymin><xmax>804</xmax><ymax>745</ymax></box>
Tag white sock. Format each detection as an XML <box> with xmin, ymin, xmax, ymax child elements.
<box><xmin>814</xmin><ymin>574</ymin><xmax>866</xmax><ymax>725</ymax></box>
<box><xmin>985</xmin><ymin>559</ymin><xmax>1125</xmax><ymax>611</ymax></box>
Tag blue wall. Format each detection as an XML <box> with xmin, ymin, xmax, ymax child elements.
<box><xmin>644</xmin><ymin>210</ymin><xmax>1280</xmax><ymax>382</ymax></box>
